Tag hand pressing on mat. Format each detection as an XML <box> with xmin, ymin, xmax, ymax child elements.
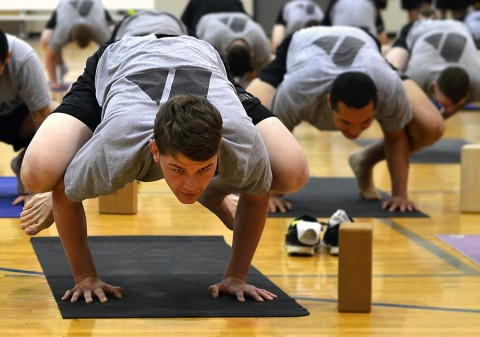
<box><xmin>61</xmin><ymin>276</ymin><xmax>122</xmax><ymax>304</ymax></box>
<box><xmin>268</xmin><ymin>192</ymin><xmax>292</xmax><ymax>213</ymax></box>
<box><xmin>382</xmin><ymin>195</ymin><xmax>417</xmax><ymax>213</ymax></box>
<box><xmin>208</xmin><ymin>276</ymin><xmax>277</xmax><ymax>302</ymax></box>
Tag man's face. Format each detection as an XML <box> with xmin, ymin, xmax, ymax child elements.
<box><xmin>332</xmin><ymin>101</ymin><xmax>375</xmax><ymax>139</ymax></box>
<box><xmin>433</xmin><ymin>85</ymin><xmax>467</xmax><ymax>117</ymax></box>
<box><xmin>149</xmin><ymin>140</ymin><xmax>218</xmax><ymax>204</ymax></box>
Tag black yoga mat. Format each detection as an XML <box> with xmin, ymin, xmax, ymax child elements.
<box><xmin>268</xmin><ymin>177</ymin><xmax>428</xmax><ymax>219</ymax></box>
<box><xmin>31</xmin><ymin>235</ymin><xmax>309</xmax><ymax>319</ymax></box>
<box><xmin>354</xmin><ymin>138</ymin><xmax>470</xmax><ymax>164</ymax></box>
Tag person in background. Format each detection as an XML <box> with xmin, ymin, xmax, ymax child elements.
<box><xmin>196</xmin><ymin>12</ymin><xmax>271</xmax><ymax>86</ymax></box>
<box><xmin>247</xmin><ymin>26</ymin><xmax>444</xmax><ymax>213</ymax></box>
<box><xmin>401</xmin><ymin>0</ymin><xmax>433</xmax><ymax>21</ymax></box>
<box><xmin>436</xmin><ymin>0</ymin><xmax>472</xmax><ymax>20</ymax></box>
<box><xmin>385</xmin><ymin>18</ymin><xmax>480</xmax><ymax>119</ymax></box>
<box><xmin>271</xmin><ymin>0</ymin><xmax>325</xmax><ymax>53</ymax></box>
<box><xmin>0</xmin><ymin>30</ymin><xmax>56</xmax><ymax>231</ymax></box>
<box><xmin>322</xmin><ymin>0</ymin><xmax>389</xmax><ymax>47</ymax></box>
<box><xmin>40</xmin><ymin>0</ymin><xmax>115</xmax><ymax>93</ymax></box>
<box><xmin>181</xmin><ymin>0</ymin><xmax>246</xmax><ymax>36</ymax></box>
<box><xmin>109</xmin><ymin>10</ymin><xmax>187</xmax><ymax>42</ymax></box>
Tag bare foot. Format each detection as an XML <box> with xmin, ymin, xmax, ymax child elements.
<box><xmin>348</xmin><ymin>150</ymin><xmax>381</xmax><ymax>200</ymax></box>
<box><xmin>20</xmin><ymin>192</ymin><xmax>54</xmax><ymax>236</ymax></box>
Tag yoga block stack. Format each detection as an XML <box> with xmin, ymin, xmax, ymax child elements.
<box><xmin>461</xmin><ymin>144</ymin><xmax>480</xmax><ymax>213</ymax></box>
<box><xmin>99</xmin><ymin>182</ymin><xmax>138</xmax><ymax>214</ymax></box>
<box><xmin>338</xmin><ymin>222</ymin><xmax>372</xmax><ymax>313</ymax></box>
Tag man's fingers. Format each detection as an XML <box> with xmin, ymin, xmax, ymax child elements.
<box><xmin>208</xmin><ymin>285</ymin><xmax>219</xmax><ymax>298</ymax></box>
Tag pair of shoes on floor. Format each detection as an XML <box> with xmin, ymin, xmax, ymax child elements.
<box><xmin>321</xmin><ymin>209</ymin><xmax>354</xmax><ymax>256</ymax></box>
<box><xmin>284</xmin><ymin>209</ymin><xmax>354</xmax><ymax>256</ymax></box>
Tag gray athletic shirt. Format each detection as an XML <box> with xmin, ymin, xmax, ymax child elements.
<box><xmin>271</xmin><ymin>26</ymin><xmax>411</xmax><ymax>132</ymax></box>
<box><xmin>64</xmin><ymin>35</ymin><xmax>272</xmax><ymax>201</ymax></box>
<box><xmin>0</xmin><ymin>34</ymin><xmax>51</xmax><ymax>116</ymax></box>
<box><xmin>464</xmin><ymin>11</ymin><xmax>480</xmax><ymax>46</ymax></box>
<box><xmin>404</xmin><ymin>19</ymin><xmax>480</xmax><ymax>103</ymax></box>
<box><xmin>328</xmin><ymin>0</ymin><xmax>378</xmax><ymax>36</ymax></box>
<box><xmin>49</xmin><ymin>0</ymin><xmax>111</xmax><ymax>52</ymax></box>
<box><xmin>280</xmin><ymin>0</ymin><xmax>325</xmax><ymax>36</ymax></box>
<box><xmin>196</xmin><ymin>12</ymin><xmax>271</xmax><ymax>72</ymax></box>
<box><xmin>112</xmin><ymin>10</ymin><xmax>187</xmax><ymax>41</ymax></box>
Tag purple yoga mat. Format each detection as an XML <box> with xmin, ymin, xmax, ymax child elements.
<box><xmin>436</xmin><ymin>234</ymin><xmax>480</xmax><ymax>266</ymax></box>
<box><xmin>0</xmin><ymin>176</ymin><xmax>22</xmax><ymax>218</ymax></box>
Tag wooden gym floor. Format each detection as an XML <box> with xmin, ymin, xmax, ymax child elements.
<box><xmin>0</xmin><ymin>40</ymin><xmax>479</xmax><ymax>336</ymax></box>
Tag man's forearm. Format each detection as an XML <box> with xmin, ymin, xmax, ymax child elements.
<box><xmin>224</xmin><ymin>192</ymin><xmax>269</xmax><ymax>280</ymax></box>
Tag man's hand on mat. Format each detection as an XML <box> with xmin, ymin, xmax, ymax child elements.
<box><xmin>382</xmin><ymin>196</ymin><xmax>417</xmax><ymax>212</ymax></box>
<box><xmin>208</xmin><ymin>276</ymin><xmax>277</xmax><ymax>302</ymax></box>
<box><xmin>61</xmin><ymin>277</ymin><xmax>122</xmax><ymax>304</ymax></box>
<box><xmin>268</xmin><ymin>192</ymin><xmax>292</xmax><ymax>213</ymax></box>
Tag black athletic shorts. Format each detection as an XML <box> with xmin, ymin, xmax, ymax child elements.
<box><xmin>0</xmin><ymin>103</ymin><xmax>32</xmax><ymax>151</ymax></box>
<box><xmin>401</xmin><ymin>0</ymin><xmax>432</xmax><ymax>10</ymax></box>
<box><xmin>435</xmin><ymin>0</ymin><xmax>472</xmax><ymax>10</ymax></box>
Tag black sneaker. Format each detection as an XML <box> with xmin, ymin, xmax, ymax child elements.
<box><xmin>285</xmin><ymin>215</ymin><xmax>322</xmax><ymax>256</ymax></box>
<box><xmin>322</xmin><ymin>209</ymin><xmax>353</xmax><ymax>256</ymax></box>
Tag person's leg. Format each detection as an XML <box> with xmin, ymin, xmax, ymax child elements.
<box><xmin>200</xmin><ymin>116</ymin><xmax>309</xmax><ymax>222</ymax></box>
<box><xmin>255</xmin><ymin>117</ymin><xmax>309</xmax><ymax>193</ymax></box>
<box><xmin>348</xmin><ymin>79</ymin><xmax>444</xmax><ymax>199</ymax></box>
<box><xmin>402</xmin><ymin>79</ymin><xmax>445</xmax><ymax>151</ymax></box>
<box><xmin>20</xmin><ymin>113</ymin><xmax>93</xmax><ymax>235</ymax></box>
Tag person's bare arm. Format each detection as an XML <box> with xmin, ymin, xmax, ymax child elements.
<box><xmin>384</xmin><ymin>46</ymin><xmax>410</xmax><ymax>71</ymax></box>
<box><xmin>382</xmin><ymin>129</ymin><xmax>417</xmax><ymax>212</ymax></box>
<box><xmin>246</xmin><ymin>78</ymin><xmax>277</xmax><ymax>109</ymax></box>
<box><xmin>271</xmin><ymin>24</ymin><xmax>286</xmax><ymax>53</ymax></box>
<box><xmin>208</xmin><ymin>191</ymin><xmax>277</xmax><ymax>302</ymax></box>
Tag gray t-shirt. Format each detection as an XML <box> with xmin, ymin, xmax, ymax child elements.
<box><xmin>464</xmin><ymin>11</ymin><xmax>480</xmax><ymax>46</ymax></box>
<box><xmin>196</xmin><ymin>12</ymin><xmax>271</xmax><ymax>72</ymax></box>
<box><xmin>327</xmin><ymin>0</ymin><xmax>378</xmax><ymax>36</ymax></box>
<box><xmin>112</xmin><ymin>10</ymin><xmax>187</xmax><ymax>41</ymax></box>
<box><xmin>64</xmin><ymin>34</ymin><xmax>272</xmax><ymax>201</ymax></box>
<box><xmin>271</xmin><ymin>26</ymin><xmax>411</xmax><ymax>132</ymax></box>
<box><xmin>49</xmin><ymin>0</ymin><xmax>111</xmax><ymax>52</ymax></box>
<box><xmin>404</xmin><ymin>19</ymin><xmax>480</xmax><ymax>103</ymax></box>
<box><xmin>280</xmin><ymin>0</ymin><xmax>325</xmax><ymax>36</ymax></box>
<box><xmin>0</xmin><ymin>34</ymin><xmax>51</xmax><ymax>116</ymax></box>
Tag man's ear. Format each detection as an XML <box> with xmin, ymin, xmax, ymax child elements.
<box><xmin>326</xmin><ymin>94</ymin><xmax>331</xmax><ymax>109</ymax></box>
<box><xmin>149</xmin><ymin>139</ymin><xmax>160</xmax><ymax>164</ymax></box>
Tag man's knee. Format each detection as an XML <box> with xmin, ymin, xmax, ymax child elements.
<box><xmin>271</xmin><ymin>149</ymin><xmax>309</xmax><ymax>193</ymax></box>
<box><xmin>20</xmin><ymin>153</ymin><xmax>59</xmax><ymax>193</ymax></box>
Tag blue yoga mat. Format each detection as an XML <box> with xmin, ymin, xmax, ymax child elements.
<box><xmin>0</xmin><ymin>176</ymin><xmax>22</xmax><ymax>218</ymax></box>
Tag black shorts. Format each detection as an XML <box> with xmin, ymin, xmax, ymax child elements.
<box><xmin>375</xmin><ymin>0</ymin><xmax>388</xmax><ymax>9</ymax></box>
<box><xmin>401</xmin><ymin>0</ymin><xmax>432</xmax><ymax>10</ymax></box>
<box><xmin>0</xmin><ymin>103</ymin><xmax>32</xmax><ymax>151</ymax></box>
<box><xmin>435</xmin><ymin>0</ymin><xmax>472</xmax><ymax>10</ymax></box>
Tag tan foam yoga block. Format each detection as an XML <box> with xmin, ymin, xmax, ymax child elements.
<box><xmin>99</xmin><ymin>182</ymin><xmax>138</xmax><ymax>215</ymax></box>
<box><xmin>461</xmin><ymin>144</ymin><xmax>480</xmax><ymax>213</ymax></box>
<box><xmin>338</xmin><ymin>222</ymin><xmax>372</xmax><ymax>313</ymax></box>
